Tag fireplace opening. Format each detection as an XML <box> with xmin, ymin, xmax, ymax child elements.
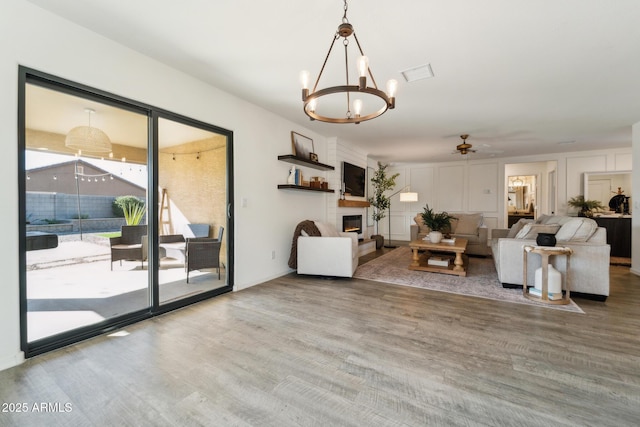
<box><xmin>343</xmin><ymin>215</ymin><xmax>363</xmax><ymax>241</ymax></box>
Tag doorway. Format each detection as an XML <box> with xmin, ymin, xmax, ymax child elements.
<box><xmin>507</xmin><ymin>175</ymin><xmax>537</xmax><ymax>227</ymax></box>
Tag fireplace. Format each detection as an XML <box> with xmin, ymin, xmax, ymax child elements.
<box><xmin>342</xmin><ymin>215</ymin><xmax>363</xmax><ymax>240</ymax></box>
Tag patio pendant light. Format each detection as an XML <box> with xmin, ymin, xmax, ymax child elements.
<box><xmin>300</xmin><ymin>0</ymin><xmax>396</xmax><ymax>124</ymax></box>
<box><xmin>65</xmin><ymin>108</ymin><xmax>112</xmax><ymax>153</ymax></box>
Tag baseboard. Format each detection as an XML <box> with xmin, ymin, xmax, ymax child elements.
<box><xmin>0</xmin><ymin>351</ymin><xmax>25</xmax><ymax>372</ymax></box>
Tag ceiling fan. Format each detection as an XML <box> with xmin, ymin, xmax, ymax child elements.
<box><xmin>452</xmin><ymin>134</ymin><xmax>504</xmax><ymax>156</ymax></box>
<box><xmin>454</xmin><ymin>134</ymin><xmax>476</xmax><ymax>155</ymax></box>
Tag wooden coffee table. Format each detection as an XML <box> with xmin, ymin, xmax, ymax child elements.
<box><xmin>408</xmin><ymin>238</ymin><xmax>469</xmax><ymax>277</ymax></box>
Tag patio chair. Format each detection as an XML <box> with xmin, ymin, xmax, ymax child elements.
<box><xmin>183</xmin><ymin>223</ymin><xmax>210</xmax><ymax>238</ymax></box>
<box><xmin>185</xmin><ymin>237</ymin><xmax>221</xmax><ymax>283</ymax></box>
<box><xmin>109</xmin><ymin>225</ymin><xmax>147</xmax><ymax>270</ymax></box>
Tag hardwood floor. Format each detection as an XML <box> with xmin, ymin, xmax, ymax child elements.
<box><xmin>1</xmin><ymin>248</ymin><xmax>639</xmax><ymax>426</ymax></box>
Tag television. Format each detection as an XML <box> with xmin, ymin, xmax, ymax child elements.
<box><xmin>342</xmin><ymin>161</ymin><xmax>366</xmax><ymax>197</ymax></box>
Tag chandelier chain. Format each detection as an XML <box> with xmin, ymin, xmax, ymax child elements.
<box><xmin>342</xmin><ymin>0</ymin><xmax>349</xmax><ymax>23</ymax></box>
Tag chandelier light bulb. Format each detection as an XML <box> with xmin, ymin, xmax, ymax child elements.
<box><xmin>357</xmin><ymin>56</ymin><xmax>369</xmax><ymax>78</ymax></box>
<box><xmin>308</xmin><ymin>98</ymin><xmax>317</xmax><ymax>113</ymax></box>
<box><xmin>386</xmin><ymin>79</ymin><xmax>398</xmax><ymax>98</ymax></box>
<box><xmin>353</xmin><ymin>99</ymin><xmax>363</xmax><ymax>115</ymax></box>
<box><xmin>300</xmin><ymin>70</ymin><xmax>310</xmax><ymax>89</ymax></box>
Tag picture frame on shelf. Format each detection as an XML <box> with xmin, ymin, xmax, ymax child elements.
<box><xmin>309</xmin><ymin>152</ymin><xmax>319</xmax><ymax>162</ymax></box>
<box><xmin>291</xmin><ymin>131</ymin><xmax>314</xmax><ymax>160</ymax></box>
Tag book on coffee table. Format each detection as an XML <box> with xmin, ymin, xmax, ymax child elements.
<box><xmin>427</xmin><ymin>256</ymin><xmax>450</xmax><ymax>267</ymax></box>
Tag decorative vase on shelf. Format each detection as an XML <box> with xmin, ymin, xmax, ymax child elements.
<box><xmin>428</xmin><ymin>231</ymin><xmax>443</xmax><ymax>244</ymax></box>
<box><xmin>536</xmin><ymin>232</ymin><xmax>557</xmax><ymax>247</ymax></box>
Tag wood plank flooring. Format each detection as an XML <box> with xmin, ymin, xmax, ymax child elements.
<box><xmin>1</xmin><ymin>248</ymin><xmax>640</xmax><ymax>426</ymax></box>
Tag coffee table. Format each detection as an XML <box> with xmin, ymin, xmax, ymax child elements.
<box><xmin>408</xmin><ymin>238</ymin><xmax>469</xmax><ymax>277</ymax></box>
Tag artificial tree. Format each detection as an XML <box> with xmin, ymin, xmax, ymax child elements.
<box><xmin>368</xmin><ymin>161</ymin><xmax>399</xmax><ymax>248</ymax></box>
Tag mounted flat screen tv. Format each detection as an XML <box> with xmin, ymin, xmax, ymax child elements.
<box><xmin>342</xmin><ymin>161</ymin><xmax>366</xmax><ymax>197</ymax></box>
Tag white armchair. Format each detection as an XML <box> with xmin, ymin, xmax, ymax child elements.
<box><xmin>297</xmin><ymin>231</ymin><xmax>359</xmax><ymax>277</ymax></box>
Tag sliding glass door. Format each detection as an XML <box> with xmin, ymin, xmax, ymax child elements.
<box><xmin>157</xmin><ymin>116</ymin><xmax>229</xmax><ymax>304</ymax></box>
<box><xmin>19</xmin><ymin>68</ymin><xmax>233</xmax><ymax>357</ymax></box>
<box><xmin>24</xmin><ymin>82</ymin><xmax>150</xmax><ymax>347</ymax></box>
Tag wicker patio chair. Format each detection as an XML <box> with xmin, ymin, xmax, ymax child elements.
<box><xmin>109</xmin><ymin>225</ymin><xmax>147</xmax><ymax>270</ymax></box>
<box><xmin>185</xmin><ymin>237</ymin><xmax>222</xmax><ymax>283</ymax></box>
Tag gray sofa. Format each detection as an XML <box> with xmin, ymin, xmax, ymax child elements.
<box><xmin>410</xmin><ymin>212</ymin><xmax>490</xmax><ymax>256</ymax></box>
<box><xmin>490</xmin><ymin>215</ymin><xmax>610</xmax><ymax>300</ymax></box>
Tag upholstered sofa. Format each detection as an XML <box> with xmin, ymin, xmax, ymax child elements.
<box><xmin>410</xmin><ymin>212</ymin><xmax>490</xmax><ymax>256</ymax></box>
<box><xmin>290</xmin><ymin>220</ymin><xmax>359</xmax><ymax>277</ymax></box>
<box><xmin>490</xmin><ymin>215</ymin><xmax>610</xmax><ymax>300</ymax></box>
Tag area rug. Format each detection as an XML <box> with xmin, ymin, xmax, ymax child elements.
<box><xmin>354</xmin><ymin>247</ymin><xmax>583</xmax><ymax>313</ymax></box>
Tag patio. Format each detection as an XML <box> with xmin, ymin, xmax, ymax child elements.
<box><xmin>26</xmin><ymin>233</ymin><xmax>226</xmax><ymax>342</ymax></box>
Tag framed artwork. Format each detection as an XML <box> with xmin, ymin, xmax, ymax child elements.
<box><xmin>291</xmin><ymin>131</ymin><xmax>314</xmax><ymax>160</ymax></box>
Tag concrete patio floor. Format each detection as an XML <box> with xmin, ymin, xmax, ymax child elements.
<box><xmin>26</xmin><ymin>234</ymin><xmax>226</xmax><ymax>341</ymax></box>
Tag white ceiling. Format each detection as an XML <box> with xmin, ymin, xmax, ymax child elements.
<box><xmin>24</xmin><ymin>0</ymin><xmax>640</xmax><ymax>163</ymax></box>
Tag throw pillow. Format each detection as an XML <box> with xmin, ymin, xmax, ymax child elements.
<box><xmin>507</xmin><ymin>218</ymin><xmax>534</xmax><ymax>238</ymax></box>
<box><xmin>452</xmin><ymin>213</ymin><xmax>482</xmax><ymax>235</ymax></box>
<box><xmin>555</xmin><ymin>218</ymin><xmax>598</xmax><ymax>242</ymax></box>
<box><xmin>314</xmin><ymin>221</ymin><xmax>340</xmax><ymax>237</ymax></box>
<box><xmin>515</xmin><ymin>223</ymin><xmax>561</xmax><ymax>240</ymax></box>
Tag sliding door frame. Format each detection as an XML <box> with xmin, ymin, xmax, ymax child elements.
<box><xmin>18</xmin><ymin>66</ymin><xmax>234</xmax><ymax>357</ymax></box>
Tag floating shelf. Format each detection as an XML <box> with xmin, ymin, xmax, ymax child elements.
<box><xmin>338</xmin><ymin>199</ymin><xmax>370</xmax><ymax>207</ymax></box>
<box><xmin>278</xmin><ymin>155</ymin><xmax>334</xmax><ymax>171</ymax></box>
<box><xmin>278</xmin><ymin>184</ymin><xmax>334</xmax><ymax>193</ymax></box>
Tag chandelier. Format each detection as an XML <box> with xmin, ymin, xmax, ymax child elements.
<box><xmin>65</xmin><ymin>108</ymin><xmax>112</xmax><ymax>153</ymax></box>
<box><xmin>300</xmin><ymin>0</ymin><xmax>397</xmax><ymax>124</ymax></box>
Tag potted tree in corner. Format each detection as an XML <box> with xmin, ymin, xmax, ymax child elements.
<box><xmin>421</xmin><ymin>204</ymin><xmax>457</xmax><ymax>243</ymax></box>
<box><xmin>368</xmin><ymin>161</ymin><xmax>399</xmax><ymax>249</ymax></box>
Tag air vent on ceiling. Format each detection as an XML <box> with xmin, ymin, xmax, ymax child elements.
<box><xmin>401</xmin><ymin>64</ymin><xmax>434</xmax><ymax>83</ymax></box>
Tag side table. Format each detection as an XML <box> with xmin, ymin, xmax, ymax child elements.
<box><xmin>523</xmin><ymin>245</ymin><xmax>573</xmax><ymax>305</ymax></box>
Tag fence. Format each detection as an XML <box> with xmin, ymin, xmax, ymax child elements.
<box><xmin>26</xmin><ymin>192</ymin><xmax>120</xmax><ymax>221</ymax></box>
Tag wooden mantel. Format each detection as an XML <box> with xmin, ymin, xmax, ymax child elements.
<box><xmin>338</xmin><ymin>199</ymin><xmax>370</xmax><ymax>208</ymax></box>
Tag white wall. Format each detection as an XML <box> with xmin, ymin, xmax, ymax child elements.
<box><xmin>327</xmin><ymin>138</ymin><xmax>369</xmax><ymax>236</ymax></box>
<box><xmin>0</xmin><ymin>0</ymin><xmax>333</xmax><ymax>371</ymax></box>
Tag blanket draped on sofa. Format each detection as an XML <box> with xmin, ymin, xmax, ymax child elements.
<box><xmin>288</xmin><ymin>220</ymin><xmax>321</xmax><ymax>268</ymax></box>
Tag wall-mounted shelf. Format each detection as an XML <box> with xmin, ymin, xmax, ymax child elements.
<box><xmin>278</xmin><ymin>184</ymin><xmax>334</xmax><ymax>193</ymax></box>
<box><xmin>338</xmin><ymin>199</ymin><xmax>370</xmax><ymax>207</ymax></box>
<box><xmin>278</xmin><ymin>155</ymin><xmax>334</xmax><ymax>171</ymax></box>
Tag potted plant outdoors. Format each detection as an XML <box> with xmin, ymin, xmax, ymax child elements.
<box><xmin>421</xmin><ymin>204</ymin><xmax>457</xmax><ymax>243</ymax></box>
<box><xmin>368</xmin><ymin>161</ymin><xmax>399</xmax><ymax>249</ymax></box>
<box><xmin>114</xmin><ymin>195</ymin><xmax>147</xmax><ymax>225</ymax></box>
<box><xmin>567</xmin><ymin>195</ymin><xmax>605</xmax><ymax>217</ymax></box>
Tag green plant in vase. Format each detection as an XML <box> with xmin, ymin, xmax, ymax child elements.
<box><xmin>567</xmin><ymin>195</ymin><xmax>604</xmax><ymax>217</ymax></box>
<box><xmin>421</xmin><ymin>204</ymin><xmax>457</xmax><ymax>243</ymax></box>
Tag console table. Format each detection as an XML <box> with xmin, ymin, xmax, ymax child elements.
<box><xmin>594</xmin><ymin>217</ymin><xmax>631</xmax><ymax>258</ymax></box>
